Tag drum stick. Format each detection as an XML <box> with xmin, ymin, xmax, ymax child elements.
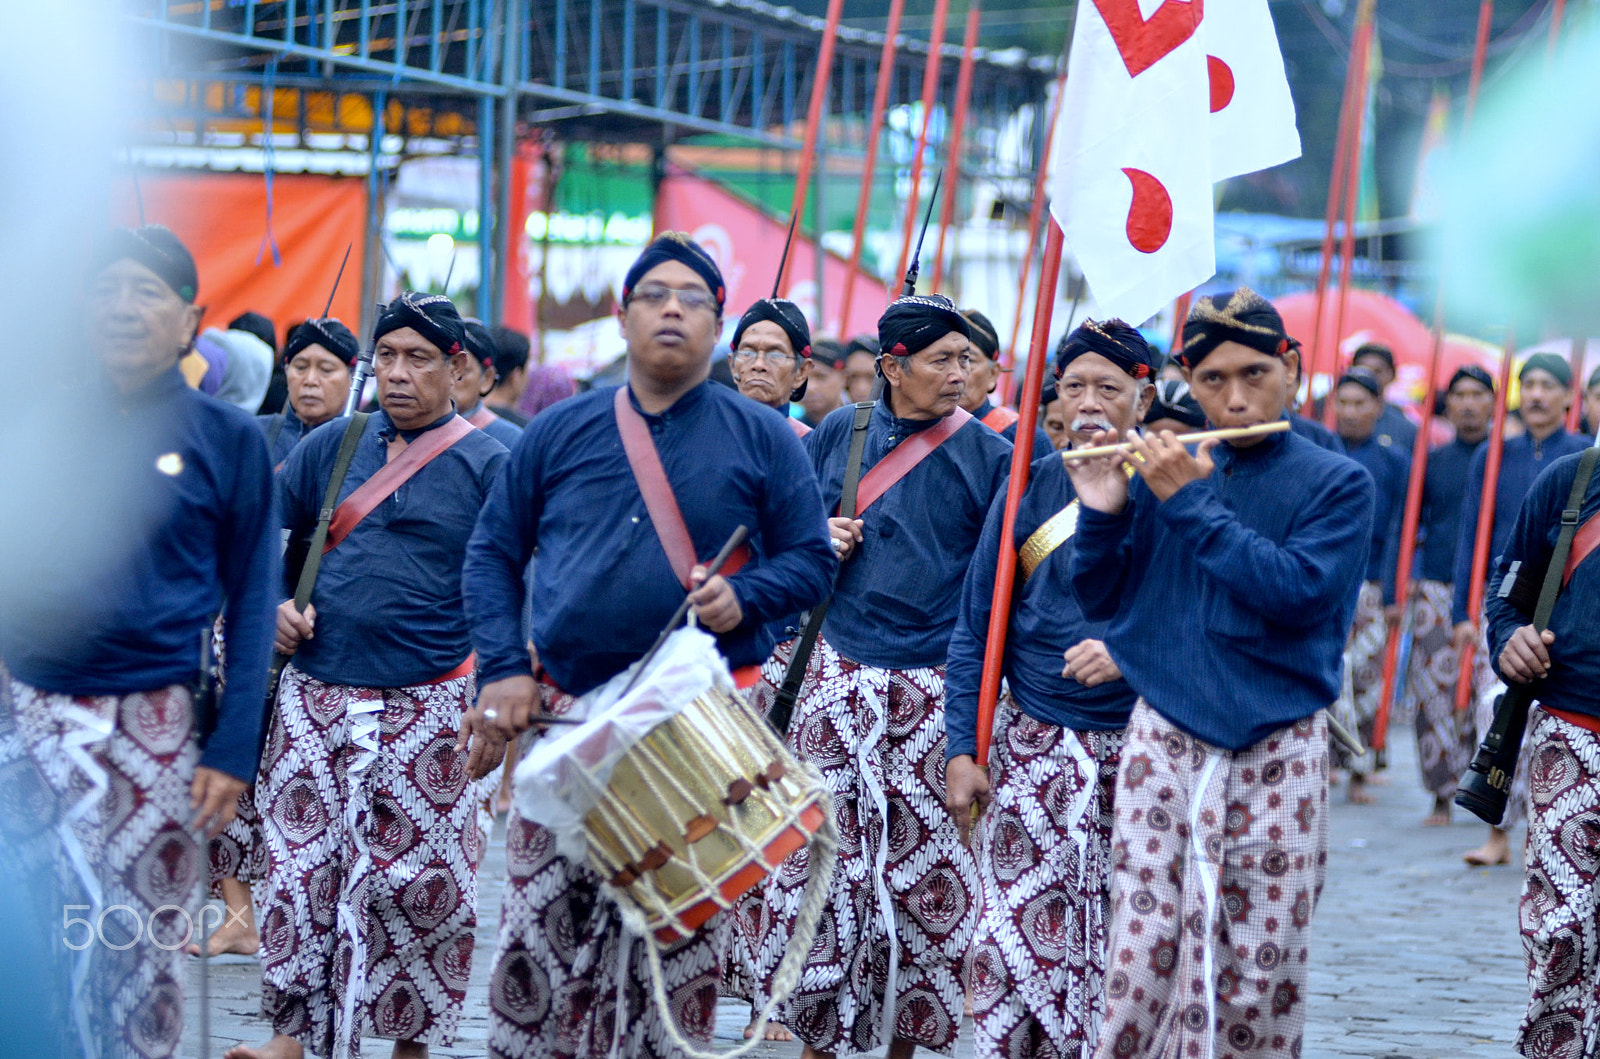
<box><xmin>621</xmin><ymin>525</ymin><xmax>750</xmax><ymax>695</ymax></box>
<box><xmin>1058</xmin><ymin>420</ymin><xmax>1290</xmax><ymax>462</ymax></box>
<box><xmin>1325</xmin><ymin>711</ymin><xmax>1367</xmax><ymax>759</ymax></box>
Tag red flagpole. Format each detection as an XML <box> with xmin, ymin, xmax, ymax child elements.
<box><xmin>1300</xmin><ymin>0</ymin><xmax>1370</xmax><ymax>415</ymax></box>
<box><xmin>974</xmin><ymin>220</ymin><xmax>1063</xmax><ymax>767</ymax></box>
<box><xmin>893</xmin><ymin>0</ymin><xmax>953</xmax><ymax>287</ymax></box>
<box><xmin>930</xmin><ymin>4</ymin><xmax>980</xmax><ymax>293</ymax></box>
<box><xmin>1466</xmin><ymin>0</ymin><xmax>1494</xmax><ymax>127</ymax></box>
<box><xmin>1322</xmin><ymin>7</ymin><xmax>1375</xmax><ymax>430</ymax></box>
<box><xmin>1004</xmin><ymin>69</ymin><xmax>1068</xmax><ymax>389</ymax></box>
<box><xmin>1455</xmin><ymin>328</ymin><xmax>1516</xmax><ymax>712</ymax></box>
<box><xmin>1169</xmin><ymin>291</ymin><xmax>1193</xmax><ymax>356</ymax></box>
<box><xmin>1569</xmin><ymin>336</ymin><xmax>1588</xmax><ymax>432</ymax></box>
<box><xmin>775</xmin><ymin>0</ymin><xmax>845</xmax><ymax>296</ymax></box>
<box><xmin>836</xmin><ymin>0</ymin><xmax>905</xmax><ymax>333</ymax></box>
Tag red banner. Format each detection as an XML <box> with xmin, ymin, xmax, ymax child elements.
<box><xmin>654</xmin><ymin>164</ymin><xmax>890</xmax><ymax>340</ymax></box>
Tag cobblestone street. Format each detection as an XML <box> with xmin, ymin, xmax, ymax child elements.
<box><xmin>186</xmin><ymin>730</ymin><xmax>1528</xmax><ymax>1059</ymax></box>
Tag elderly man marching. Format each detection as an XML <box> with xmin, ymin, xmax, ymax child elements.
<box><xmin>742</xmin><ymin>294</ymin><xmax>1012</xmax><ymax>1059</ymax></box>
<box><xmin>730</xmin><ymin>296</ymin><xmax>815</xmax><ymax>438</ymax></box>
<box><xmin>0</xmin><ymin>226</ymin><xmax>279</xmax><ymax>1059</ymax></box>
<box><xmin>228</xmin><ymin>291</ymin><xmax>509</xmax><ymax>1059</ymax></box>
<box><xmin>1064</xmin><ymin>290</ymin><xmax>1374</xmax><ymax>1059</ymax></box>
<box><xmin>946</xmin><ymin>320</ymin><xmax>1156</xmax><ymax>1059</ymax></box>
<box><xmin>461</xmin><ymin>232</ymin><xmax>835</xmax><ymax>1059</ymax></box>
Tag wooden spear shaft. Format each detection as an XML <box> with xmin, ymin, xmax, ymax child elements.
<box><xmin>1455</xmin><ymin>328</ymin><xmax>1516</xmax><ymax>712</ymax></box>
<box><xmin>835</xmin><ymin>0</ymin><xmax>905</xmax><ymax>334</ymax></box>
<box><xmin>774</xmin><ymin>0</ymin><xmax>844</xmax><ymax>296</ymax></box>
<box><xmin>892</xmin><ymin>0</ymin><xmax>953</xmax><ymax>287</ymax></box>
<box><xmin>973</xmin><ymin>220</ymin><xmax>1064</xmax><ymax>768</ymax></box>
<box><xmin>930</xmin><ymin>3</ymin><xmax>980</xmax><ymax>294</ymax></box>
<box><xmin>1004</xmin><ymin>68</ymin><xmax>1068</xmax><ymax>382</ymax></box>
<box><xmin>1322</xmin><ymin>4</ymin><xmax>1376</xmax><ymax>430</ymax></box>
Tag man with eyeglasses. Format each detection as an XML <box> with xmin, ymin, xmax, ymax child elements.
<box><xmin>741</xmin><ymin>294</ymin><xmax>1012</xmax><ymax>1059</ymax></box>
<box><xmin>461</xmin><ymin>231</ymin><xmax>835</xmax><ymax>1059</ymax></box>
<box><xmin>730</xmin><ymin>296</ymin><xmax>814</xmax><ymax>437</ymax></box>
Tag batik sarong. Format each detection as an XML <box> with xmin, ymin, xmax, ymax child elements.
<box><xmin>741</xmin><ymin>635</ymin><xmax>978</xmax><ymax>1056</ymax></box>
<box><xmin>1516</xmin><ymin>707</ymin><xmax>1600</xmax><ymax>1059</ymax></box>
<box><xmin>1405</xmin><ymin>580</ymin><xmax>1488</xmax><ymax>801</ymax></box>
<box><xmin>969</xmin><ymin>698</ymin><xmax>1124</xmax><ymax>1059</ymax></box>
<box><xmin>487</xmin><ymin>687</ymin><xmax>726</xmax><ymax>1059</ymax></box>
<box><xmin>255</xmin><ymin>663</ymin><xmax>485</xmax><ymax>1059</ymax></box>
<box><xmin>1093</xmin><ymin>700</ymin><xmax>1328</xmax><ymax>1059</ymax></box>
<box><xmin>1332</xmin><ymin>580</ymin><xmax>1385</xmax><ymax>769</ymax></box>
<box><xmin>209</xmin><ymin>786</ymin><xmax>265</xmax><ymax>892</ymax></box>
<box><xmin>0</xmin><ymin>677</ymin><xmax>202</xmax><ymax>1059</ymax></box>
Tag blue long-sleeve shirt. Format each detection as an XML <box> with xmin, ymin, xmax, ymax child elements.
<box><xmin>1486</xmin><ymin>448</ymin><xmax>1600</xmax><ymax>716</ymax></box>
<box><xmin>1070</xmin><ymin>430</ymin><xmax>1374</xmax><ymax>751</ymax></box>
<box><xmin>1286</xmin><ymin>412</ymin><xmax>1345</xmax><ymax>455</ymax></box>
<box><xmin>946</xmin><ymin>452</ymin><xmax>1136</xmax><ymax>762</ymax></box>
<box><xmin>461</xmin><ymin>400</ymin><xmax>526</xmax><ymax>450</ymax></box>
<box><xmin>975</xmin><ymin>398</ymin><xmax>1054</xmax><ymax>459</ymax></box>
<box><xmin>1375</xmin><ymin>402</ymin><xmax>1418</xmax><ymax>453</ymax></box>
<box><xmin>463</xmin><ymin>381</ymin><xmax>836</xmax><ymax>696</ymax></box>
<box><xmin>808</xmin><ymin>398</ymin><xmax>1012</xmax><ymax>669</ymax></box>
<box><xmin>1414</xmin><ymin>436</ymin><xmax>1481</xmax><ymax>584</ymax></box>
<box><xmin>278</xmin><ymin>409</ymin><xmax>508</xmax><ymax>687</ymax></box>
<box><xmin>1342</xmin><ymin>433</ymin><xmax>1409</xmax><ymax>596</ymax></box>
<box><xmin>1452</xmin><ymin>428</ymin><xmax>1591</xmax><ymax>624</ymax></box>
<box><xmin>257</xmin><ymin>406</ymin><xmax>308</xmax><ymax>469</ymax></box>
<box><xmin>1</xmin><ymin>367</ymin><xmax>280</xmax><ymax>782</ymax></box>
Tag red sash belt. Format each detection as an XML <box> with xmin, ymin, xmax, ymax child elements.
<box><xmin>981</xmin><ymin>405</ymin><xmax>1019</xmax><ymax>433</ymax></box>
<box><xmin>324</xmin><ymin>415</ymin><xmax>475</xmax><ymax>553</ymax></box>
<box><xmin>849</xmin><ymin>407</ymin><xmax>971</xmax><ymax>516</ymax></box>
<box><xmin>1562</xmin><ymin>510</ymin><xmax>1600</xmax><ymax>588</ymax></box>
<box><xmin>1544</xmin><ymin>705</ymin><xmax>1600</xmax><ymax>737</ymax></box>
<box><xmin>538</xmin><ymin>662</ymin><xmax>761</xmax><ymax>697</ymax></box>
<box><xmin>788</xmin><ymin>417</ymin><xmax>812</xmax><ymax>439</ymax></box>
<box><xmin>466</xmin><ymin>405</ymin><xmax>498</xmax><ymax>429</ymax></box>
<box><xmin>613</xmin><ymin>387</ymin><xmax>751</xmax><ymax>587</ymax></box>
<box><xmin>425</xmin><ymin>653</ymin><xmax>476</xmax><ymax>685</ymax></box>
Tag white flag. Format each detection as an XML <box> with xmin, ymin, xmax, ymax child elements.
<box><xmin>1047</xmin><ymin>0</ymin><xmax>1301</xmax><ymax>326</ymax></box>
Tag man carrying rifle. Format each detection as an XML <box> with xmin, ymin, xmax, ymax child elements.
<box><xmin>461</xmin><ymin>232</ymin><xmax>834</xmax><ymax>1059</ymax></box>
<box><xmin>743</xmin><ymin>295</ymin><xmax>1011</xmax><ymax>1059</ymax></box>
<box><xmin>945</xmin><ymin>319</ymin><xmax>1155</xmax><ymax>1059</ymax></box>
<box><xmin>0</xmin><ymin>226</ymin><xmax>279</xmax><ymax>1059</ymax></box>
<box><xmin>231</xmin><ymin>291</ymin><xmax>508</xmax><ymax>1059</ymax></box>
<box><xmin>1483</xmin><ymin>439</ymin><xmax>1600</xmax><ymax>1059</ymax></box>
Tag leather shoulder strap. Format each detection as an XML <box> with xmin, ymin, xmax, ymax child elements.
<box><xmin>322</xmin><ymin>415</ymin><xmax>475</xmax><ymax>554</ymax></box>
<box><xmin>839</xmin><ymin>402</ymin><xmax>875</xmax><ymax>519</ymax></box>
<box><xmin>265</xmin><ymin>413</ymin><xmax>286</xmax><ymax>451</ymax></box>
<box><xmin>982</xmin><ymin>405</ymin><xmax>1019</xmax><ymax>433</ymax></box>
<box><xmin>789</xmin><ymin>416</ymin><xmax>813</xmax><ymax>439</ymax></box>
<box><xmin>850</xmin><ymin>406</ymin><xmax>972</xmax><ymax>516</ymax></box>
<box><xmin>1557</xmin><ymin>447</ymin><xmax>1600</xmax><ymax>591</ymax></box>
<box><xmin>466</xmin><ymin>405</ymin><xmax>498</xmax><ymax>429</ymax></box>
<box><xmin>290</xmin><ymin>412</ymin><xmax>370</xmax><ymax>609</ymax></box>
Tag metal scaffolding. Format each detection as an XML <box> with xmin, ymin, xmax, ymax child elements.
<box><xmin>127</xmin><ymin>0</ymin><xmax>1055</xmax><ymax>324</ymax></box>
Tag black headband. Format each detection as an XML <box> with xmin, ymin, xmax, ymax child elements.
<box><xmin>94</xmin><ymin>225</ymin><xmax>198</xmax><ymax>303</ymax></box>
<box><xmin>1054</xmin><ymin>318</ymin><xmax>1155</xmax><ymax>380</ymax></box>
<box><xmin>1448</xmin><ymin>364</ymin><xmax>1495</xmax><ymax>395</ymax></box>
<box><xmin>733</xmin><ymin>298</ymin><xmax>811</xmax><ymax>360</ymax></box>
<box><xmin>1180</xmin><ymin>287</ymin><xmax>1299</xmax><ymax>368</ymax></box>
<box><xmin>1144</xmin><ymin>378</ymin><xmax>1207</xmax><ymax>429</ymax></box>
<box><xmin>284</xmin><ymin>317</ymin><xmax>359</xmax><ymax>367</ymax></box>
<box><xmin>878</xmin><ymin>294</ymin><xmax>970</xmax><ymax>358</ymax></box>
<box><xmin>962</xmin><ymin>308</ymin><xmax>1001</xmax><ymax>359</ymax></box>
<box><xmin>1337</xmin><ymin>366</ymin><xmax>1384</xmax><ymax>400</ymax></box>
<box><xmin>622</xmin><ymin>232</ymin><xmax>726</xmax><ymax>309</ymax></box>
<box><xmin>374</xmin><ymin>290</ymin><xmax>465</xmax><ymax>357</ymax></box>
<box><xmin>462</xmin><ymin>318</ymin><xmax>497</xmax><ymax>369</ymax></box>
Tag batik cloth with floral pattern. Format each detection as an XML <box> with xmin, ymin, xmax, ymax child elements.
<box><xmin>254</xmin><ymin>663</ymin><xmax>488</xmax><ymax>1059</ymax></box>
<box><xmin>0</xmin><ymin>677</ymin><xmax>203</xmax><ymax>1059</ymax></box>
<box><xmin>969</xmin><ymin>697</ymin><xmax>1123</xmax><ymax>1059</ymax></box>
<box><xmin>1331</xmin><ymin>581</ymin><xmax>1384</xmax><ymax>771</ymax></box>
<box><xmin>1092</xmin><ymin>700</ymin><xmax>1328</xmax><ymax>1059</ymax></box>
<box><xmin>1515</xmin><ymin>708</ymin><xmax>1600</xmax><ymax>1059</ymax></box>
<box><xmin>741</xmin><ymin>635</ymin><xmax>978</xmax><ymax>1056</ymax></box>
<box><xmin>486</xmin><ymin>685</ymin><xmax>728</xmax><ymax>1059</ymax></box>
<box><xmin>1404</xmin><ymin>580</ymin><xmax>1495</xmax><ymax>801</ymax></box>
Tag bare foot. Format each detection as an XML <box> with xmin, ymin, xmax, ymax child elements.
<box><xmin>224</xmin><ymin>1034</ymin><xmax>303</xmax><ymax>1059</ymax></box>
<box><xmin>392</xmin><ymin>1040</ymin><xmax>428</xmax><ymax>1058</ymax></box>
<box><xmin>1464</xmin><ymin>827</ymin><xmax>1512</xmax><ymax>866</ymax></box>
<box><xmin>1347</xmin><ymin>773</ymin><xmax>1377</xmax><ymax>805</ymax></box>
<box><xmin>744</xmin><ymin>1019</ymin><xmax>794</xmax><ymax>1042</ymax></box>
<box><xmin>1422</xmin><ymin>797</ymin><xmax>1451</xmax><ymax>826</ymax></box>
<box><xmin>187</xmin><ymin>922</ymin><xmax>259</xmax><ymax>957</ymax></box>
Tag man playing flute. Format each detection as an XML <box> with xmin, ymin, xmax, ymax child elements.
<box><xmin>1063</xmin><ymin>289</ymin><xmax>1374</xmax><ymax>1059</ymax></box>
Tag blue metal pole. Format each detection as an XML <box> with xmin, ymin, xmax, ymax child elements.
<box><xmin>478</xmin><ymin>92</ymin><xmax>495</xmax><ymax>323</ymax></box>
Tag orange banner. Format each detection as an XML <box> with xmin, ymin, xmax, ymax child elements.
<box><xmin>112</xmin><ymin>171</ymin><xmax>368</xmax><ymax>343</ymax></box>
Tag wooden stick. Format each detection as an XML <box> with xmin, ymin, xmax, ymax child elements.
<box><xmin>1323</xmin><ymin>1</ymin><xmax>1377</xmax><ymax>430</ymax></box>
<box><xmin>775</xmin><ymin>0</ymin><xmax>844</xmax><ymax>296</ymax></box>
<box><xmin>835</xmin><ymin>0</ymin><xmax>905</xmax><ymax>334</ymax></box>
<box><xmin>1455</xmin><ymin>329</ymin><xmax>1515</xmax><ymax>712</ymax></box>
<box><xmin>930</xmin><ymin>3</ymin><xmax>980</xmax><ymax>292</ymax></box>
<box><xmin>621</xmin><ymin>525</ymin><xmax>749</xmax><ymax>696</ymax></box>
<box><xmin>1057</xmin><ymin>420</ymin><xmax>1290</xmax><ymax>462</ymax></box>
<box><xmin>891</xmin><ymin>0</ymin><xmax>953</xmax><ymax>287</ymax></box>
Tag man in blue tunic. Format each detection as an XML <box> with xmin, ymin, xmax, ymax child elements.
<box><xmin>232</xmin><ymin>291</ymin><xmax>509</xmax><ymax>1059</ymax></box>
<box><xmin>0</xmin><ymin>225</ymin><xmax>279</xmax><ymax>1059</ymax></box>
<box><xmin>960</xmin><ymin>307</ymin><xmax>1054</xmax><ymax>456</ymax></box>
<box><xmin>460</xmin><ymin>233</ymin><xmax>834</xmax><ymax>1059</ymax></box>
<box><xmin>1350</xmin><ymin>343</ymin><xmax>1419</xmax><ymax>453</ymax></box>
<box><xmin>1455</xmin><ymin>352</ymin><xmax>1588</xmax><ymax>867</ymax></box>
<box><xmin>731</xmin><ymin>296</ymin><xmax>814</xmax><ymax>439</ymax></box>
<box><xmin>459</xmin><ymin>318</ymin><xmax>527</xmax><ymax>450</ymax></box>
<box><xmin>259</xmin><ymin>317</ymin><xmax>360</xmax><ymax>469</ymax></box>
<box><xmin>1482</xmin><ymin>441</ymin><xmax>1600</xmax><ymax>1057</ymax></box>
<box><xmin>742</xmin><ymin>294</ymin><xmax>1012</xmax><ymax>1059</ymax></box>
<box><xmin>1332</xmin><ymin>366</ymin><xmax>1410</xmax><ymax>804</ymax></box>
<box><xmin>1402</xmin><ymin>365</ymin><xmax>1494</xmax><ymax>824</ymax></box>
<box><xmin>1065</xmin><ymin>289</ymin><xmax>1373</xmax><ymax>1059</ymax></box>
<box><xmin>946</xmin><ymin>319</ymin><xmax>1155</xmax><ymax>1059</ymax></box>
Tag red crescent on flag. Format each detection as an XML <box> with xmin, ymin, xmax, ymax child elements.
<box><xmin>1122</xmin><ymin>168</ymin><xmax>1174</xmax><ymax>254</ymax></box>
<box><xmin>1092</xmin><ymin>0</ymin><xmax>1205</xmax><ymax>78</ymax></box>
<box><xmin>1207</xmin><ymin>55</ymin><xmax>1236</xmax><ymax>112</ymax></box>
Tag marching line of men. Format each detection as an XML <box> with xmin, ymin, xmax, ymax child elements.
<box><xmin>2</xmin><ymin>219</ymin><xmax>1593</xmax><ymax>1059</ymax></box>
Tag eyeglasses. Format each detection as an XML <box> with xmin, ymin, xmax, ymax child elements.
<box><xmin>732</xmin><ymin>348</ymin><xmax>800</xmax><ymax>366</ymax></box>
<box><xmin>628</xmin><ymin>283</ymin><xmax>719</xmax><ymax>314</ymax></box>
